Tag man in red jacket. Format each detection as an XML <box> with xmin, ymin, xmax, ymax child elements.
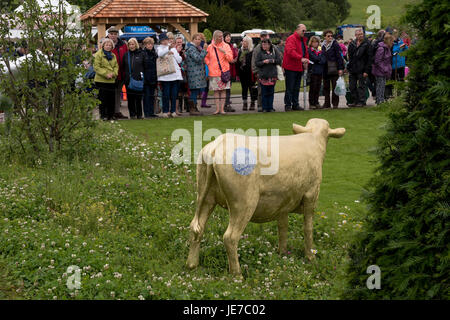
<box><xmin>107</xmin><ymin>27</ymin><xmax>128</xmax><ymax>119</ymax></box>
<box><xmin>282</xmin><ymin>24</ymin><xmax>309</xmax><ymax>111</ymax></box>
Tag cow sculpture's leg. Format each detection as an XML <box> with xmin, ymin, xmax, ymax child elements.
<box><xmin>223</xmin><ymin>206</ymin><xmax>255</xmax><ymax>275</ymax></box>
<box><xmin>277</xmin><ymin>212</ymin><xmax>288</xmax><ymax>254</ymax></box>
<box><xmin>186</xmin><ymin>192</ymin><xmax>216</xmax><ymax>270</ymax></box>
<box><xmin>302</xmin><ymin>191</ymin><xmax>318</xmax><ymax>261</ymax></box>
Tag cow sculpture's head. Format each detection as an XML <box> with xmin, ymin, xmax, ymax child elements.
<box><xmin>292</xmin><ymin>118</ymin><xmax>346</xmax><ymax>139</ymax></box>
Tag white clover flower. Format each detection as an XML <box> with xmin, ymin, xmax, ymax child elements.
<box><xmin>104</xmin><ymin>264</ymin><xmax>109</xmax><ymax>270</ymax></box>
<box><xmin>138</xmin><ymin>295</ymin><xmax>145</xmax><ymax>300</ymax></box>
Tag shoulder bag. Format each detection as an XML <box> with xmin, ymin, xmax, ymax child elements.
<box><xmin>213</xmin><ymin>47</ymin><xmax>231</xmax><ymax>83</ymax></box>
<box><xmin>127</xmin><ymin>52</ymin><xmax>144</xmax><ymax>92</ymax></box>
<box><xmin>156</xmin><ymin>49</ymin><xmax>176</xmax><ymax>77</ymax></box>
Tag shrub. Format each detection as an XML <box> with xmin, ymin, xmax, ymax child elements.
<box><xmin>0</xmin><ymin>0</ymin><xmax>98</xmax><ymax>162</ymax></box>
<box><xmin>344</xmin><ymin>0</ymin><xmax>450</xmax><ymax>299</ymax></box>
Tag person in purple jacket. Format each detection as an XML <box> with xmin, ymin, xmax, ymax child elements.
<box><xmin>371</xmin><ymin>33</ymin><xmax>394</xmax><ymax>105</ymax></box>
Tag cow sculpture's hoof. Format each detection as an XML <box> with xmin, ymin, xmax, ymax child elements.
<box><xmin>186</xmin><ymin>243</ymin><xmax>200</xmax><ymax>269</ymax></box>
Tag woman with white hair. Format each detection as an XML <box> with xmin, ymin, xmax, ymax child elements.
<box><xmin>204</xmin><ymin>30</ymin><xmax>233</xmax><ymax>115</ymax></box>
<box><xmin>237</xmin><ymin>36</ymin><xmax>257</xmax><ymax>111</ymax></box>
<box><xmin>123</xmin><ymin>37</ymin><xmax>145</xmax><ymax>119</ymax></box>
<box><xmin>93</xmin><ymin>38</ymin><xmax>118</xmax><ymax>120</ymax></box>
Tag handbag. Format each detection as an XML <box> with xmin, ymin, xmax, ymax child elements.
<box><xmin>156</xmin><ymin>51</ymin><xmax>176</xmax><ymax>77</ymax></box>
<box><xmin>213</xmin><ymin>47</ymin><xmax>231</xmax><ymax>83</ymax></box>
<box><xmin>276</xmin><ymin>65</ymin><xmax>284</xmax><ymax>81</ymax></box>
<box><xmin>273</xmin><ymin>48</ymin><xmax>284</xmax><ymax>81</ymax></box>
<box><xmin>327</xmin><ymin>60</ymin><xmax>338</xmax><ymax>75</ymax></box>
<box><xmin>127</xmin><ymin>52</ymin><xmax>144</xmax><ymax>92</ymax></box>
<box><xmin>334</xmin><ymin>76</ymin><xmax>347</xmax><ymax>96</ymax></box>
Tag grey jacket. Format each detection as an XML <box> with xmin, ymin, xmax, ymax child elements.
<box><xmin>252</xmin><ymin>43</ymin><xmax>281</xmax><ymax>76</ymax></box>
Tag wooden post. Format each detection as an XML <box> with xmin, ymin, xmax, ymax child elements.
<box><xmin>115</xmin><ymin>24</ymin><xmax>125</xmax><ymax>31</ymax></box>
<box><xmin>190</xmin><ymin>22</ymin><xmax>198</xmax><ymax>37</ymax></box>
<box><xmin>171</xmin><ymin>23</ymin><xmax>191</xmax><ymax>42</ymax></box>
<box><xmin>97</xmin><ymin>23</ymin><xmax>106</xmax><ymax>47</ymax></box>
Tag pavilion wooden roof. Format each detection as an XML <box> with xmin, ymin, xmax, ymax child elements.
<box><xmin>80</xmin><ymin>0</ymin><xmax>208</xmax><ymax>25</ymax></box>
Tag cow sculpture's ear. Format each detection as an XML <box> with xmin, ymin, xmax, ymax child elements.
<box><xmin>293</xmin><ymin>124</ymin><xmax>312</xmax><ymax>134</ymax></box>
<box><xmin>328</xmin><ymin>128</ymin><xmax>346</xmax><ymax>138</ymax></box>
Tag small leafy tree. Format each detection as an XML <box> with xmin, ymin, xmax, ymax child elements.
<box><xmin>343</xmin><ymin>0</ymin><xmax>449</xmax><ymax>299</ymax></box>
<box><xmin>0</xmin><ymin>0</ymin><xmax>97</xmax><ymax>161</ymax></box>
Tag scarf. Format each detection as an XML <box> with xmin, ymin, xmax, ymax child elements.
<box><xmin>322</xmin><ymin>39</ymin><xmax>334</xmax><ymax>52</ymax></box>
<box><xmin>311</xmin><ymin>47</ymin><xmax>322</xmax><ymax>55</ymax></box>
<box><xmin>239</xmin><ymin>49</ymin><xmax>249</xmax><ymax>65</ymax></box>
<box><xmin>103</xmin><ymin>49</ymin><xmax>113</xmax><ymax>61</ymax></box>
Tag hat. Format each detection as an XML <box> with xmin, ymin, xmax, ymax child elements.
<box><xmin>159</xmin><ymin>33</ymin><xmax>169</xmax><ymax>42</ymax></box>
<box><xmin>107</xmin><ymin>26</ymin><xmax>119</xmax><ymax>34</ymax></box>
<box><xmin>260</xmin><ymin>30</ymin><xmax>269</xmax><ymax>37</ymax></box>
<box><xmin>385</xmin><ymin>26</ymin><xmax>393</xmax><ymax>34</ymax></box>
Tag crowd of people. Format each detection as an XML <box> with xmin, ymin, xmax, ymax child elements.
<box><xmin>89</xmin><ymin>24</ymin><xmax>411</xmax><ymax>120</ymax></box>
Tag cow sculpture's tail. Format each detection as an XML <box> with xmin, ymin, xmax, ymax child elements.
<box><xmin>190</xmin><ymin>146</ymin><xmax>216</xmax><ymax>239</ymax></box>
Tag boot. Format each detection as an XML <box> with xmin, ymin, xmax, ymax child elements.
<box><xmin>195</xmin><ymin>101</ymin><xmax>203</xmax><ymax>114</ymax></box>
<box><xmin>188</xmin><ymin>100</ymin><xmax>202</xmax><ymax>116</ymax></box>
<box><xmin>243</xmin><ymin>101</ymin><xmax>248</xmax><ymax>111</ymax></box>
<box><xmin>249</xmin><ymin>101</ymin><xmax>255</xmax><ymax>110</ymax></box>
<box><xmin>224</xmin><ymin>104</ymin><xmax>236</xmax><ymax>112</ymax></box>
<box><xmin>176</xmin><ymin>96</ymin><xmax>183</xmax><ymax>114</ymax></box>
<box><xmin>183</xmin><ymin>97</ymin><xmax>190</xmax><ymax>113</ymax></box>
<box><xmin>201</xmin><ymin>91</ymin><xmax>211</xmax><ymax>108</ymax></box>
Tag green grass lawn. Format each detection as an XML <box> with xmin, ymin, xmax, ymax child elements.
<box><xmin>0</xmin><ymin>106</ymin><xmax>388</xmax><ymax>299</ymax></box>
<box><xmin>344</xmin><ymin>0</ymin><xmax>418</xmax><ymax>25</ymax></box>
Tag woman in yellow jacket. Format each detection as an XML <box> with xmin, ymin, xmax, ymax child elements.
<box><xmin>205</xmin><ymin>30</ymin><xmax>233</xmax><ymax>114</ymax></box>
<box><xmin>94</xmin><ymin>38</ymin><xmax>119</xmax><ymax>120</ymax></box>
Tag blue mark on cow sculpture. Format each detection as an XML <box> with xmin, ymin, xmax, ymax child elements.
<box><xmin>232</xmin><ymin>147</ymin><xmax>257</xmax><ymax>176</ymax></box>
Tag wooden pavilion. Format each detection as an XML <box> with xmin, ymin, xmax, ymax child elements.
<box><xmin>80</xmin><ymin>0</ymin><xmax>208</xmax><ymax>43</ymax></box>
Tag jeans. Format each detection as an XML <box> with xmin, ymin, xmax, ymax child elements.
<box><xmin>309</xmin><ymin>74</ymin><xmax>322</xmax><ymax>106</ymax></box>
<box><xmin>261</xmin><ymin>84</ymin><xmax>275</xmax><ymax>111</ymax></box>
<box><xmin>190</xmin><ymin>88</ymin><xmax>202</xmax><ymax>105</ymax></box>
<box><xmin>161</xmin><ymin>81</ymin><xmax>179</xmax><ymax>114</ymax></box>
<box><xmin>143</xmin><ymin>83</ymin><xmax>157</xmax><ymax>117</ymax></box>
<box><xmin>349</xmin><ymin>73</ymin><xmax>367</xmax><ymax>105</ymax></box>
<box><xmin>323</xmin><ymin>73</ymin><xmax>339</xmax><ymax>107</ymax></box>
<box><xmin>284</xmin><ymin>69</ymin><xmax>302</xmax><ymax>108</ymax></box>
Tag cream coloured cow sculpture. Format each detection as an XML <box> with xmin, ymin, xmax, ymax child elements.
<box><xmin>186</xmin><ymin>119</ymin><xmax>346</xmax><ymax>275</ymax></box>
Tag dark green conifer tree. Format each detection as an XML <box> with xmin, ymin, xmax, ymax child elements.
<box><xmin>344</xmin><ymin>0</ymin><xmax>449</xmax><ymax>299</ymax></box>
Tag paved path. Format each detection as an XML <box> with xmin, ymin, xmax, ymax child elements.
<box><xmin>96</xmin><ymin>91</ymin><xmax>376</xmax><ymax>120</ymax></box>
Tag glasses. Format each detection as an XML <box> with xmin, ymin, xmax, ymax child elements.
<box><xmin>326</xmin><ymin>35</ymin><xmax>333</xmax><ymax>38</ymax></box>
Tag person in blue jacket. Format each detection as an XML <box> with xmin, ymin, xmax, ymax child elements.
<box><xmin>385</xmin><ymin>29</ymin><xmax>408</xmax><ymax>98</ymax></box>
<box><xmin>307</xmin><ymin>36</ymin><xmax>326</xmax><ymax>108</ymax></box>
